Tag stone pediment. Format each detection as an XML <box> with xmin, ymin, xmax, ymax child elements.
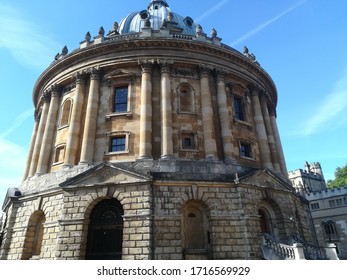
<box><xmin>238</xmin><ymin>168</ymin><xmax>294</xmax><ymax>192</ymax></box>
<box><xmin>59</xmin><ymin>162</ymin><xmax>150</xmax><ymax>188</ymax></box>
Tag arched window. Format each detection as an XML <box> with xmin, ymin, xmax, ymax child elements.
<box><xmin>259</xmin><ymin>209</ymin><xmax>271</xmax><ymax>235</ymax></box>
<box><xmin>86</xmin><ymin>199</ymin><xmax>124</xmax><ymax>260</ymax></box>
<box><xmin>22</xmin><ymin>211</ymin><xmax>46</xmax><ymax>260</ymax></box>
<box><xmin>59</xmin><ymin>99</ymin><xmax>72</xmax><ymax>127</ymax></box>
<box><xmin>177</xmin><ymin>83</ymin><xmax>195</xmax><ymax>113</ymax></box>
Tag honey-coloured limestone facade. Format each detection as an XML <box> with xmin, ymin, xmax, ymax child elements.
<box><xmin>0</xmin><ymin>0</ymin><xmax>315</xmax><ymax>260</ymax></box>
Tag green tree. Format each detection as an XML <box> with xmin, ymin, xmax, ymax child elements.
<box><xmin>327</xmin><ymin>163</ymin><xmax>347</xmax><ymax>188</ymax></box>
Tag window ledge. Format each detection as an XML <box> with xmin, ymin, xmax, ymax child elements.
<box><xmin>180</xmin><ymin>149</ymin><xmax>199</xmax><ymax>152</ymax></box>
<box><xmin>106</xmin><ymin>111</ymin><xmax>132</xmax><ymax>119</ymax></box>
<box><xmin>177</xmin><ymin>110</ymin><xmax>197</xmax><ymax>115</ymax></box>
<box><xmin>241</xmin><ymin>156</ymin><xmax>256</xmax><ymax>161</ymax></box>
<box><xmin>105</xmin><ymin>150</ymin><xmax>129</xmax><ymax>156</ymax></box>
<box><xmin>57</xmin><ymin>124</ymin><xmax>69</xmax><ymax>131</ymax></box>
<box><xmin>234</xmin><ymin>119</ymin><xmax>252</xmax><ymax>127</ymax></box>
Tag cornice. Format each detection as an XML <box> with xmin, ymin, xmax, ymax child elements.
<box><xmin>32</xmin><ymin>38</ymin><xmax>277</xmax><ymax>106</ymax></box>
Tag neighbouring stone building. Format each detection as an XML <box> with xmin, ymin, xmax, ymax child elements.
<box><xmin>290</xmin><ymin>162</ymin><xmax>347</xmax><ymax>259</ymax></box>
<box><xmin>0</xmin><ymin>0</ymin><xmax>319</xmax><ymax>260</ymax></box>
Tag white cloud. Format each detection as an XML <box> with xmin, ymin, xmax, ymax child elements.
<box><xmin>230</xmin><ymin>0</ymin><xmax>307</xmax><ymax>47</ymax></box>
<box><xmin>300</xmin><ymin>73</ymin><xmax>347</xmax><ymax>136</ymax></box>
<box><xmin>0</xmin><ymin>108</ymin><xmax>33</xmax><ymax>138</ymax></box>
<box><xmin>0</xmin><ymin>3</ymin><xmax>61</xmax><ymax>70</ymax></box>
<box><xmin>195</xmin><ymin>0</ymin><xmax>230</xmax><ymax>23</ymax></box>
<box><xmin>0</xmin><ymin>137</ymin><xmax>27</xmax><ymax>206</ymax></box>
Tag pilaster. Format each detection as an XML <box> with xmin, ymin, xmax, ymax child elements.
<box><xmin>199</xmin><ymin>66</ymin><xmax>218</xmax><ymax>161</ymax></box>
<box><xmin>269</xmin><ymin>108</ymin><xmax>288</xmax><ymax>177</ymax></box>
<box><xmin>23</xmin><ymin>112</ymin><xmax>40</xmax><ymax>180</ymax></box>
<box><xmin>28</xmin><ymin>92</ymin><xmax>51</xmax><ymax>176</ymax></box>
<box><xmin>249</xmin><ymin>84</ymin><xmax>273</xmax><ymax>169</ymax></box>
<box><xmin>80</xmin><ymin>68</ymin><xmax>100</xmax><ymax>164</ymax></box>
<box><xmin>160</xmin><ymin>61</ymin><xmax>173</xmax><ymax>159</ymax></box>
<box><xmin>64</xmin><ymin>73</ymin><xmax>87</xmax><ymax>167</ymax></box>
<box><xmin>260</xmin><ymin>95</ymin><xmax>280</xmax><ymax>172</ymax></box>
<box><xmin>37</xmin><ymin>85</ymin><xmax>62</xmax><ymax>174</ymax></box>
<box><xmin>216</xmin><ymin>71</ymin><xmax>235</xmax><ymax>163</ymax></box>
<box><xmin>138</xmin><ymin>61</ymin><xmax>153</xmax><ymax>159</ymax></box>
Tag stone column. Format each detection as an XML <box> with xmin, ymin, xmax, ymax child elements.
<box><xmin>80</xmin><ymin>68</ymin><xmax>100</xmax><ymax>164</ymax></box>
<box><xmin>160</xmin><ymin>63</ymin><xmax>173</xmax><ymax>159</ymax></box>
<box><xmin>249</xmin><ymin>85</ymin><xmax>273</xmax><ymax>169</ymax></box>
<box><xmin>269</xmin><ymin>108</ymin><xmax>288</xmax><ymax>177</ymax></box>
<box><xmin>200</xmin><ymin>67</ymin><xmax>218</xmax><ymax>161</ymax></box>
<box><xmin>216</xmin><ymin>72</ymin><xmax>234</xmax><ymax>162</ymax></box>
<box><xmin>260</xmin><ymin>95</ymin><xmax>280</xmax><ymax>172</ymax></box>
<box><xmin>64</xmin><ymin>73</ymin><xmax>86</xmax><ymax>167</ymax></box>
<box><xmin>37</xmin><ymin>85</ymin><xmax>61</xmax><ymax>174</ymax></box>
<box><xmin>28</xmin><ymin>93</ymin><xmax>50</xmax><ymax>177</ymax></box>
<box><xmin>23</xmin><ymin>114</ymin><xmax>39</xmax><ymax>180</ymax></box>
<box><xmin>138</xmin><ymin>63</ymin><xmax>153</xmax><ymax>159</ymax></box>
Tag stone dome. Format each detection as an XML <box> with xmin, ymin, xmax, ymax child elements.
<box><xmin>119</xmin><ymin>0</ymin><xmax>197</xmax><ymax>35</ymax></box>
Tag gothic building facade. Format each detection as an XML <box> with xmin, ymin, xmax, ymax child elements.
<box><xmin>0</xmin><ymin>0</ymin><xmax>315</xmax><ymax>260</ymax></box>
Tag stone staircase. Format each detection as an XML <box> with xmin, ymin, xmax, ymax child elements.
<box><xmin>261</xmin><ymin>233</ymin><xmax>338</xmax><ymax>260</ymax></box>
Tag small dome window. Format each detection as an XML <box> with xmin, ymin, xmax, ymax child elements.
<box><xmin>184</xmin><ymin>16</ymin><xmax>194</xmax><ymax>27</ymax></box>
<box><xmin>139</xmin><ymin>10</ymin><xmax>149</xmax><ymax>20</ymax></box>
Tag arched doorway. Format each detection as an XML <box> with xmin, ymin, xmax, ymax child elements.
<box><xmin>22</xmin><ymin>210</ymin><xmax>46</xmax><ymax>260</ymax></box>
<box><xmin>182</xmin><ymin>200</ymin><xmax>210</xmax><ymax>259</ymax></box>
<box><xmin>86</xmin><ymin>198</ymin><xmax>124</xmax><ymax>260</ymax></box>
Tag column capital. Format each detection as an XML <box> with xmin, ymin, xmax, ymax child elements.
<box><xmin>199</xmin><ymin>65</ymin><xmax>213</xmax><ymax>78</ymax></box>
<box><xmin>159</xmin><ymin>59</ymin><xmax>173</xmax><ymax>74</ymax></box>
<box><xmin>248</xmin><ymin>83</ymin><xmax>265</xmax><ymax>97</ymax></box>
<box><xmin>74</xmin><ymin>71</ymin><xmax>87</xmax><ymax>85</ymax></box>
<box><xmin>138</xmin><ymin>59</ymin><xmax>155</xmax><ymax>73</ymax></box>
<box><xmin>50</xmin><ymin>84</ymin><xmax>62</xmax><ymax>98</ymax></box>
<box><xmin>42</xmin><ymin>91</ymin><xmax>51</xmax><ymax>103</ymax></box>
<box><xmin>89</xmin><ymin>67</ymin><xmax>101</xmax><ymax>80</ymax></box>
<box><xmin>269</xmin><ymin>107</ymin><xmax>277</xmax><ymax>118</ymax></box>
<box><xmin>216</xmin><ymin>70</ymin><xmax>228</xmax><ymax>83</ymax></box>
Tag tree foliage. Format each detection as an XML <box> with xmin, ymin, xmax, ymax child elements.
<box><xmin>327</xmin><ymin>163</ymin><xmax>347</xmax><ymax>188</ymax></box>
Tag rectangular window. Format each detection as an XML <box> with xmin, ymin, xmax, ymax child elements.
<box><xmin>180</xmin><ymin>132</ymin><xmax>197</xmax><ymax>150</ymax></box>
<box><xmin>310</xmin><ymin>202</ymin><xmax>320</xmax><ymax>210</ymax></box>
<box><xmin>234</xmin><ymin>96</ymin><xmax>245</xmax><ymax>121</ymax></box>
<box><xmin>110</xmin><ymin>136</ymin><xmax>126</xmax><ymax>152</ymax></box>
<box><xmin>114</xmin><ymin>87</ymin><xmax>128</xmax><ymax>112</ymax></box>
<box><xmin>240</xmin><ymin>142</ymin><xmax>252</xmax><ymax>158</ymax></box>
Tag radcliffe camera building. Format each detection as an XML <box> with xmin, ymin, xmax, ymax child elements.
<box><xmin>0</xmin><ymin>1</ymin><xmax>336</xmax><ymax>260</ymax></box>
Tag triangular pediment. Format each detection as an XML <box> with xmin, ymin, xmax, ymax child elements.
<box><xmin>105</xmin><ymin>69</ymin><xmax>139</xmax><ymax>79</ymax></box>
<box><xmin>59</xmin><ymin>163</ymin><xmax>150</xmax><ymax>188</ymax></box>
<box><xmin>238</xmin><ymin>168</ymin><xmax>294</xmax><ymax>192</ymax></box>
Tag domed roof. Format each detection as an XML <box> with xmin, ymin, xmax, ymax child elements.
<box><xmin>119</xmin><ymin>0</ymin><xmax>197</xmax><ymax>36</ymax></box>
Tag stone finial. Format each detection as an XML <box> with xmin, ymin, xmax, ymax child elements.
<box><xmin>85</xmin><ymin>32</ymin><xmax>91</xmax><ymax>42</ymax></box>
<box><xmin>196</xmin><ymin>24</ymin><xmax>203</xmax><ymax>34</ymax></box>
<box><xmin>61</xmin><ymin>45</ymin><xmax>68</xmax><ymax>55</ymax></box>
<box><xmin>54</xmin><ymin>45</ymin><xmax>68</xmax><ymax>60</ymax></box>
<box><xmin>98</xmin><ymin>26</ymin><xmax>105</xmax><ymax>36</ymax></box>
<box><xmin>113</xmin><ymin>22</ymin><xmax>119</xmax><ymax>31</ymax></box>
<box><xmin>167</xmin><ymin>12</ymin><xmax>173</xmax><ymax>21</ymax></box>
<box><xmin>211</xmin><ymin>28</ymin><xmax>217</xmax><ymax>38</ymax></box>
<box><xmin>243</xmin><ymin>46</ymin><xmax>249</xmax><ymax>55</ymax></box>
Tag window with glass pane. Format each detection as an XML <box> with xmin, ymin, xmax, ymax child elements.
<box><xmin>110</xmin><ymin>136</ymin><xmax>126</xmax><ymax>152</ymax></box>
<box><xmin>234</xmin><ymin>96</ymin><xmax>245</xmax><ymax>121</ymax></box>
<box><xmin>241</xmin><ymin>143</ymin><xmax>252</xmax><ymax>158</ymax></box>
<box><xmin>114</xmin><ymin>87</ymin><xmax>128</xmax><ymax>112</ymax></box>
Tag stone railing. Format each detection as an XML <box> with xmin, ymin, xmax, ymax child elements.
<box><xmin>261</xmin><ymin>234</ymin><xmax>296</xmax><ymax>260</ymax></box>
<box><xmin>292</xmin><ymin>235</ymin><xmax>328</xmax><ymax>260</ymax></box>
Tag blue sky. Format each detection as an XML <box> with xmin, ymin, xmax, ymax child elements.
<box><xmin>1</xmin><ymin>0</ymin><xmax>347</xmax><ymax>206</ymax></box>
